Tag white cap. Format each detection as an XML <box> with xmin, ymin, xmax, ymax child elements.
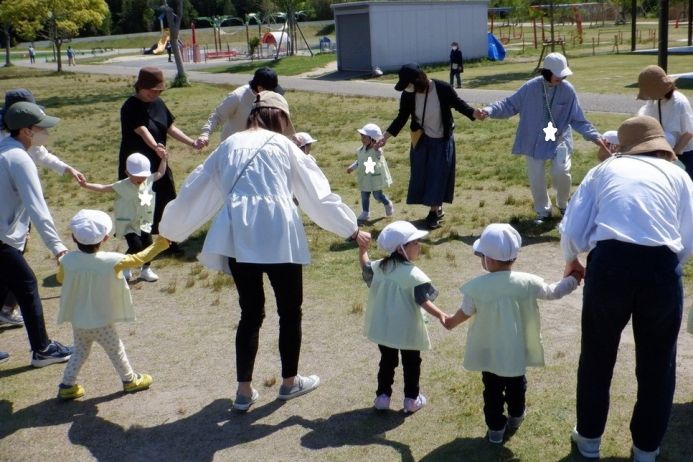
<box><xmin>357</xmin><ymin>123</ymin><xmax>383</xmax><ymax>141</ymax></box>
<box><xmin>377</xmin><ymin>221</ymin><xmax>428</xmax><ymax>254</ymax></box>
<box><xmin>543</xmin><ymin>52</ymin><xmax>573</xmax><ymax>78</ymax></box>
<box><xmin>473</xmin><ymin>223</ymin><xmax>522</xmax><ymax>262</ymax></box>
<box><xmin>294</xmin><ymin>132</ymin><xmax>317</xmax><ymax>148</ymax></box>
<box><xmin>70</xmin><ymin>209</ymin><xmax>112</xmax><ymax>245</ymax></box>
<box><xmin>126</xmin><ymin>153</ymin><xmax>151</xmax><ymax>177</ymax></box>
<box><xmin>602</xmin><ymin>130</ymin><xmax>619</xmax><ymax>145</ymax></box>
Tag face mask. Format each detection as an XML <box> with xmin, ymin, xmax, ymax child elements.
<box><xmin>451</xmin><ymin>46</ymin><xmax>458</xmax><ymax>50</ymax></box>
<box><xmin>29</xmin><ymin>128</ymin><xmax>49</xmax><ymax>147</ymax></box>
<box><xmin>403</xmin><ymin>83</ymin><xmax>415</xmax><ymax>93</ymax></box>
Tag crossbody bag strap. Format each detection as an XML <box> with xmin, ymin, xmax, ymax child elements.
<box><xmin>228</xmin><ymin>134</ymin><xmax>276</xmax><ymax>194</ymax></box>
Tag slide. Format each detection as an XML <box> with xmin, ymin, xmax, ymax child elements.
<box><xmin>144</xmin><ymin>28</ymin><xmax>170</xmax><ymax>55</ymax></box>
<box><xmin>487</xmin><ymin>32</ymin><xmax>506</xmax><ymax>62</ymax></box>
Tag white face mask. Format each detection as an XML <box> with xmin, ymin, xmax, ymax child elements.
<box><xmin>451</xmin><ymin>46</ymin><xmax>458</xmax><ymax>50</ymax></box>
<box><xmin>403</xmin><ymin>83</ymin><xmax>415</xmax><ymax>93</ymax></box>
<box><xmin>29</xmin><ymin>128</ymin><xmax>49</xmax><ymax>147</ymax></box>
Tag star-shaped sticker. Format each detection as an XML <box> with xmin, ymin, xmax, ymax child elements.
<box><xmin>364</xmin><ymin>156</ymin><xmax>376</xmax><ymax>174</ymax></box>
<box><xmin>139</xmin><ymin>189</ymin><xmax>154</xmax><ymax>207</ymax></box>
<box><xmin>543</xmin><ymin>121</ymin><xmax>558</xmax><ymax>142</ymax></box>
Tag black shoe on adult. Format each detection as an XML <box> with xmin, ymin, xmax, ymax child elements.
<box><xmin>425</xmin><ymin>212</ymin><xmax>441</xmax><ymax>230</ymax></box>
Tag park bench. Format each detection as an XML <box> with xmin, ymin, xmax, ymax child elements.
<box><xmin>204</xmin><ymin>50</ymin><xmax>238</xmax><ymax>61</ymax></box>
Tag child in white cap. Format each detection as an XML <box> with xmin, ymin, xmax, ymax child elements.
<box><xmin>56</xmin><ymin>209</ymin><xmax>169</xmax><ymax>400</ymax></box>
<box><xmin>597</xmin><ymin>130</ymin><xmax>619</xmax><ymax>161</ymax></box>
<box><xmin>80</xmin><ymin>151</ymin><xmax>167</xmax><ymax>282</ymax></box>
<box><xmin>445</xmin><ymin>223</ymin><xmax>581</xmax><ymax>444</ymax></box>
<box><xmin>347</xmin><ymin>123</ymin><xmax>394</xmax><ymax>222</ymax></box>
<box><xmin>292</xmin><ymin>132</ymin><xmax>317</xmax><ymax>156</ymax></box>
<box><xmin>358</xmin><ymin>220</ymin><xmax>448</xmax><ymax>413</ymax></box>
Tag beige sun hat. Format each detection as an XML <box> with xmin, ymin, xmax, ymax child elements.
<box><xmin>637</xmin><ymin>65</ymin><xmax>675</xmax><ymax>100</ymax></box>
<box><xmin>253</xmin><ymin>90</ymin><xmax>295</xmax><ymax>135</ymax></box>
<box><xmin>617</xmin><ymin>115</ymin><xmax>674</xmax><ymax>157</ymax></box>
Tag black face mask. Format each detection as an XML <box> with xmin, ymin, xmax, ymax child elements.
<box><xmin>541</xmin><ymin>69</ymin><xmax>553</xmax><ymax>82</ymax></box>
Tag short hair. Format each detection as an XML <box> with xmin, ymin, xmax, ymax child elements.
<box><xmin>540</xmin><ymin>69</ymin><xmax>553</xmax><ymax>82</ymax></box>
<box><xmin>76</xmin><ymin>242</ymin><xmax>100</xmax><ymax>253</ymax></box>
<box><xmin>246</xmin><ymin>107</ymin><xmax>291</xmax><ymax>135</ymax></box>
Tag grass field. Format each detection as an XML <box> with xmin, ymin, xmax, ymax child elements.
<box><xmin>0</xmin><ymin>66</ymin><xmax>691</xmax><ymax>461</ymax></box>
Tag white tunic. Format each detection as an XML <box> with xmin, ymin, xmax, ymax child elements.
<box><xmin>199</xmin><ymin>85</ymin><xmax>256</xmax><ymax>142</ymax></box>
<box><xmin>637</xmin><ymin>91</ymin><xmax>693</xmax><ymax>153</ymax></box>
<box><xmin>159</xmin><ymin>129</ymin><xmax>358</xmax><ymax>272</ymax></box>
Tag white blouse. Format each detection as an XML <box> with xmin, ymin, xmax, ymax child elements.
<box><xmin>159</xmin><ymin>129</ymin><xmax>358</xmax><ymax>272</ymax></box>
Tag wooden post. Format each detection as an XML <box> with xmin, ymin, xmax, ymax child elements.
<box><xmin>592</xmin><ymin>37</ymin><xmax>596</xmax><ymax>55</ymax></box>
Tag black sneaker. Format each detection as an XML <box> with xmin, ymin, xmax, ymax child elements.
<box><xmin>31</xmin><ymin>341</ymin><xmax>73</xmax><ymax>367</ymax></box>
<box><xmin>425</xmin><ymin>212</ymin><xmax>441</xmax><ymax>230</ymax></box>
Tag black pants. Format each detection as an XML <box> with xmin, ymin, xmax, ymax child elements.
<box><xmin>228</xmin><ymin>258</ymin><xmax>303</xmax><ymax>382</ymax></box>
<box><xmin>124</xmin><ymin>232</ymin><xmax>152</xmax><ymax>267</ymax></box>
<box><xmin>482</xmin><ymin>371</ymin><xmax>527</xmax><ymax>431</ymax></box>
<box><xmin>677</xmin><ymin>150</ymin><xmax>693</xmax><ymax>182</ymax></box>
<box><xmin>577</xmin><ymin>240</ymin><xmax>681</xmax><ymax>452</ymax></box>
<box><xmin>376</xmin><ymin>345</ymin><xmax>421</xmax><ymax>399</ymax></box>
<box><xmin>152</xmin><ymin>171</ymin><xmax>176</xmax><ymax>235</ymax></box>
<box><xmin>0</xmin><ymin>242</ymin><xmax>50</xmax><ymax>352</ymax></box>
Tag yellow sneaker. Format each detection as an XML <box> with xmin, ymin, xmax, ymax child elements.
<box><xmin>58</xmin><ymin>383</ymin><xmax>85</xmax><ymax>400</ymax></box>
<box><xmin>123</xmin><ymin>373</ymin><xmax>153</xmax><ymax>393</ymax></box>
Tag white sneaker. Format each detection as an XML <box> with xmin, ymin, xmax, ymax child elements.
<box><xmin>632</xmin><ymin>445</ymin><xmax>660</xmax><ymax>462</ymax></box>
<box><xmin>122</xmin><ymin>269</ymin><xmax>134</xmax><ymax>282</ymax></box>
<box><xmin>0</xmin><ymin>307</ymin><xmax>24</xmax><ymax>326</ymax></box>
<box><xmin>403</xmin><ymin>394</ymin><xmax>426</xmax><ymax>414</ymax></box>
<box><xmin>357</xmin><ymin>211</ymin><xmax>370</xmax><ymax>222</ymax></box>
<box><xmin>488</xmin><ymin>425</ymin><xmax>506</xmax><ymax>444</ymax></box>
<box><xmin>384</xmin><ymin>201</ymin><xmax>395</xmax><ymax>216</ymax></box>
<box><xmin>571</xmin><ymin>427</ymin><xmax>601</xmax><ymax>459</ymax></box>
<box><xmin>374</xmin><ymin>394</ymin><xmax>391</xmax><ymax>410</ymax></box>
<box><xmin>139</xmin><ymin>267</ymin><xmax>159</xmax><ymax>282</ymax></box>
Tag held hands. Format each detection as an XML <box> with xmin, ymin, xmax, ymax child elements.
<box><xmin>564</xmin><ymin>259</ymin><xmax>585</xmax><ymax>284</ymax></box>
<box><xmin>66</xmin><ymin>166</ymin><xmax>86</xmax><ymax>184</ymax></box>
<box><xmin>473</xmin><ymin>108</ymin><xmax>489</xmax><ymax>121</ymax></box>
<box><xmin>194</xmin><ymin>136</ymin><xmax>209</xmax><ymax>150</ymax></box>
<box><xmin>355</xmin><ymin>230</ymin><xmax>371</xmax><ymax>249</ymax></box>
<box><xmin>155</xmin><ymin>143</ymin><xmax>167</xmax><ymax>159</ymax></box>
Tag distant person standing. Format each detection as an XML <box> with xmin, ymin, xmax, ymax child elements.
<box><xmin>28</xmin><ymin>46</ymin><xmax>36</xmax><ymax>64</ymax></box>
<box><xmin>449</xmin><ymin>42</ymin><xmax>463</xmax><ymax>89</ymax></box>
<box><xmin>66</xmin><ymin>46</ymin><xmax>76</xmax><ymax>66</ymax></box>
<box><xmin>165</xmin><ymin>41</ymin><xmax>172</xmax><ymax>62</ymax></box>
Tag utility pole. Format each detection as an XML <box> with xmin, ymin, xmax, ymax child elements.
<box><xmin>658</xmin><ymin>0</ymin><xmax>669</xmax><ymax>71</ymax></box>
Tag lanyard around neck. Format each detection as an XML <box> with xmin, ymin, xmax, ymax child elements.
<box><xmin>542</xmin><ymin>82</ymin><xmax>558</xmax><ymax>126</ymax></box>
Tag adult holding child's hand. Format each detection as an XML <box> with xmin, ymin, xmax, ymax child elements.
<box><xmin>159</xmin><ymin>91</ymin><xmax>366</xmax><ymax>412</ymax></box>
<box><xmin>118</xmin><ymin>67</ymin><xmax>199</xmax><ymax>246</ymax></box>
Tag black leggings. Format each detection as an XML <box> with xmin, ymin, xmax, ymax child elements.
<box><xmin>376</xmin><ymin>345</ymin><xmax>421</xmax><ymax>399</ymax></box>
<box><xmin>124</xmin><ymin>232</ymin><xmax>152</xmax><ymax>267</ymax></box>
<box><xmin>228</xmin><ymin>258</ymin><xmax>303</xmax><ymax>382</ymax></box>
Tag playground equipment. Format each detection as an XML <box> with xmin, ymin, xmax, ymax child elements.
<box><xmin>144</xmin><ymin>28</ymin><xmax>170</xmax><ymax>55</ymax></box>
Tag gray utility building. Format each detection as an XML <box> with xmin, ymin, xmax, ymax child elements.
<box><xmin>332</xmin><ymin>0</ymin><xmax>489</xmax><ymax>72</ymax></box>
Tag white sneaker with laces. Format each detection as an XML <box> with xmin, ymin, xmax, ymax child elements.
<box><xmin>139</xmin><ymin>267</ymin><xmax>159</xmax><ymax>282</ymax></box>
<box><xmin>403</xmin><ymin>394</ymin><xmax>426</xmax><ymax>414</ymax></box>
<box><xmin>357</xmin><ymin>211</ymin><xmax>370</xmax><ymax>222</ymax></box>
<box><xmin>374</xmin><ymin>394</ymin><xmax>391</xmax><ymax>410</ymax></box>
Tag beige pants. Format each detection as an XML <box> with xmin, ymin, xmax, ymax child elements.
<box><xmin>62</xmin><ymin>324</ymin><xmax>134</xmax><ymax>386</ymax></box>
<box><xmin>525</xmin><ymin>146</ymin><xmax>572</xmax><ymax>216</ymax></box>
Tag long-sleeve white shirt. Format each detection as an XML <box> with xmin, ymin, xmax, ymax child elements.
<box><xmin>0</xmin><ymin>137</ymin><xmax>67</xmax><ymax>255</ymax></box>
<box><xmin>559</xmin><ymin>154</ymin><xmax>693</xmax><ymax>263</ymax></box>
<box><xmin>1</xmin><ymin>130</ymin><xmax>69</xmax><ymax>175</ymax></box>
<box><xmin>159</xmin><ymin>128</ymin><xmax>358</xmax><ymax>272</ymax></box>
<box><xmin>199</xmin><ymin>85</ymin><xmax>256</xmax><ymax>142</ymax></box>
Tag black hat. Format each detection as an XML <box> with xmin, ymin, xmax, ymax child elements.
<box><xmin>394</xmin><ymin>63</ymin><xmax>421</xmax><ymax>92</ymax></box>
<box><xmin>0</xmin><ymin>88</ymin><xmax>37</xmax><ymax>129</ymax></box>
<box><xmin>249</xmin><ymin>67</ymin><xmax>284</xmax><ymax>95</ymax></box>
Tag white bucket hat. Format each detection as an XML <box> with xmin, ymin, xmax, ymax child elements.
<box><xmin>70</xmin><ymin>209</ymin><xmax>113</xmax><ymax>245</ymax></box>
<box><xmin>543</xmin><ymin>52</ymin><xmax>572</xmax><ymax>78</ymax></box>
<box><xmin>357</xmin><ymin>123</ymin><xmax>383</xmax><ymax>141</ymax></box>
<box><xmin>294</xmin><ymin>132</ymin><xmax>317</xmax><ymax>148</ymax></box>
<box><xmin>473</xmin><ymin>223</ymin><xmax>522</xmax><ymax>262</ymax></box>
<box><xmin>377</xmin><ymin>221</ymin><xmax>428</xmax><ymax>254</ymax></box>
<box><xmin>126</xmin><ymin>153</ymin><xmax>152</xmax><ymax>177</ymax></box>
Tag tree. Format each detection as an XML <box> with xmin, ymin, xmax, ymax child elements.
<box><xmin>162</xmin><ymin>0</ymin><xmax>189</xmax><ymax>87</ymax></box>
<box><xmin>0</xmin><ymin>0</ymin><xmax>42</xmax><ymax>67</ymax></box>
<box><xmin>32</xmin><ymin>0</ymin><xmax>108</xmax><ymax>72</ymax></box>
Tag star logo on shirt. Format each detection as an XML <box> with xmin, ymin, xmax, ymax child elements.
<box><xmin>139</xmin><ymin>189</ymin><xmax>153</xmax><ymax>207</ymax></box>
<box><xmin>543</xmin><ymin>121</ymin><xmax>558</xmax><ymax>142</ymax></box>
<box><xmin>364</xmin><ymin>156</ymin><xmax>376</xmax><ymax>174</ymax></box>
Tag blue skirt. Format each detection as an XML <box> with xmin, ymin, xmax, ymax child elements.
<box><xmin>406</xmin><ymin>135</ymin><xmax>456</xmax><ymax>205</ymax></box>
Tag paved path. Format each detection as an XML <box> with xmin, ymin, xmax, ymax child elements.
<box><xmin>14</xmin><ymin>58</ymin><xmax>689</xmax><ymax>114</ymax></box>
